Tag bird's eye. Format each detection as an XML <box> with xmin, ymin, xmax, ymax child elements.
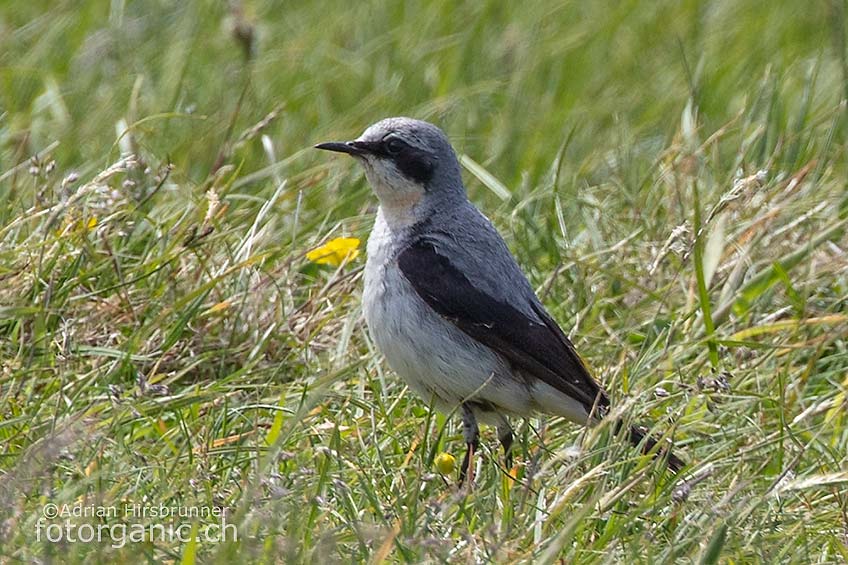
<box><xmin>384</xmin><ymin>138</ymin><xmax>404</xmax><ymax>155</ymax></box>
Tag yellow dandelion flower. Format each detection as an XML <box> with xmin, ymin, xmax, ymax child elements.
<box><xmin>306</xmin><ymin>237</ymin><xmax>360</xmax><ymax>267</ymax></box>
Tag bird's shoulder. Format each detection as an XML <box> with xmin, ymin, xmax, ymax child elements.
<box><xmin>398</xmin><ymin>204</ymin><xmax>539</xmax><ymax>315</ymax></box>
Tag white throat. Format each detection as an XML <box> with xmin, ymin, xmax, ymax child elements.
<box><xmin>362</xmin><ymin>158</ymin><xmax>426</xmax><ymax>230</ymax></box>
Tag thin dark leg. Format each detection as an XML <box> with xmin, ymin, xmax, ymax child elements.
<box><xmin>497</xmin><ymin>422</ymin><xmax>514</xmax><ymax>470</ymax></box>
<box><xmin>459</xmin><ymin>404</ymin><xmax>479</xmax><ymax>486</ymax></box>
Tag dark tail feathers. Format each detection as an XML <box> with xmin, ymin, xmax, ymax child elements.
<box><xmin>620</xmin><ymin>423</ymin><xmax>685</xmax><ymax>472</ymax></box>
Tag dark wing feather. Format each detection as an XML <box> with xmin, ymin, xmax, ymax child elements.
<box><xmin>397</xmin><ymin>239</ymin><xmax>608</xmax><ymax>413</ymax></box>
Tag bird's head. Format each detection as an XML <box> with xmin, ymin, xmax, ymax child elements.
<box><xmin>316</xmin><ymin>117</ymin><xmax>464</xmax><ymax>219</ymax></box>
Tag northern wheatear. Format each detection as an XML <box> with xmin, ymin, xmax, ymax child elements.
<box><xmin>316</xmin><ymin>117</ymin><xmax>683</xmax><ymax>483</ymax></box>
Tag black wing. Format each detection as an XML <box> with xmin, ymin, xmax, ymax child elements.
<box><xmin>397</xmin><ymin>238</ymin><xmax>608</xmax><ymax>414</ymax></box>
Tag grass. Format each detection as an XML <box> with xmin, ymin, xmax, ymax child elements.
<box><xmin>1</xmin><ymin>0</ymin><xmax>847</xmax><ymax>562</ymax></box>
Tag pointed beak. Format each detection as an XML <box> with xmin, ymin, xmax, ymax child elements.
<box><xmin>314</xmin><ymin>141</ymin><xmax>368</xmax><ymax>156</ymax></box>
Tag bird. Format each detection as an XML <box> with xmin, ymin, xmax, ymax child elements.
<box><xmin>315</xmin><ymin>117</ymin><xmax>684</xmax><ymax>483</ymax></box>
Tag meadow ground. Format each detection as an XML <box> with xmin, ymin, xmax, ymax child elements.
<box><xmin>1</xmin><ymin>1</ymin><xmax>847</xmax><ymax>562</ymax></box>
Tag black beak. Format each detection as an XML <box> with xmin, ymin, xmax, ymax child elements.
<box><xmin>314</xmin><ymin>141</ymin><xmax>368</xmax><ymax>156</ymax></box>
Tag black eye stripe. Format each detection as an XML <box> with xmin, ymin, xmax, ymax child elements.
<box><xmin>354</xmin><ymin>137</ymin><xmax>435</xmax><ymax>185</ymax></box>
<box><xmin>394</xmin><ymin>146</ymin><xmax>435</xmax><ymax>185</ymax></box>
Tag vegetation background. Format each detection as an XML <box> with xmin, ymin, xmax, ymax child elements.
<box><xmin>1</xmin><ymin>0</ymin><xmax>847</xmax><ymax>562</ymax></box>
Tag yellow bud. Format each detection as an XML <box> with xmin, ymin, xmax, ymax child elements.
<box><xmin>434</xmin><ymin>452</ymin><xmax>456</xmax><ymax>475</ymax></box>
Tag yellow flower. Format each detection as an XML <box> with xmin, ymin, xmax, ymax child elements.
<box><xmin>434</xmin><ymin>452</ymin><xmax>456</xmax><ymax>475</ymax></box>
<box><xmin>306</xmin><ymin>237</ymin><xmax>360</xmax><ymax>267</ymax></box>
<box><xmin>54</xmin><ymin>216</ymin><xmax>97</xmax><ymax>237</ymax></box>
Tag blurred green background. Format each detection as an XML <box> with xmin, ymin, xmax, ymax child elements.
<box><xmin>2</xmin><ymin>1</ymin><xmax>841</xmax><ymax>191</ymax></box>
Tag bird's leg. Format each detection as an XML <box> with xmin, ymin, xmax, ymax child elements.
<box><xmin>459</xmin><ymin>404</ymin><xmax>479</xmax><ymax>486</ymax></box>
<box><xmin>497</xmin><ymin>421</ymin><xmax>514</xmax><ymax>471</ymax></box>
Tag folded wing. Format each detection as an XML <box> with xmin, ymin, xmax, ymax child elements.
<box><xmin>397</xmin><ymin>238</ymin><xmax>608</xmax><ymax>415</ymax></box>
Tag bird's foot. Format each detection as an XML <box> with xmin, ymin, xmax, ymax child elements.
<box><xmin>498</xmin><ymin>424</ymin><xmax>514</xmax><ymax>472</ymax></box>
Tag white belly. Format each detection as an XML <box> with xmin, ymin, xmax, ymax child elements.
<box><xmin>363</xmin><ymin>250</ymin><xmax>533</xmax><ymax>420</ymax></box>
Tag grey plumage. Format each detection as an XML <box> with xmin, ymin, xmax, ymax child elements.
<box><xmin>316</xmin><ymin>117</ymin><xmax>683</xmax><ymax>478</ymax></box>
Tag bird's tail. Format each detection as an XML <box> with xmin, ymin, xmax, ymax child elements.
<box><xmin>618</xmin><ymin>422</ymin><xmax>685</xmax><ymax>472</ymax></box>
